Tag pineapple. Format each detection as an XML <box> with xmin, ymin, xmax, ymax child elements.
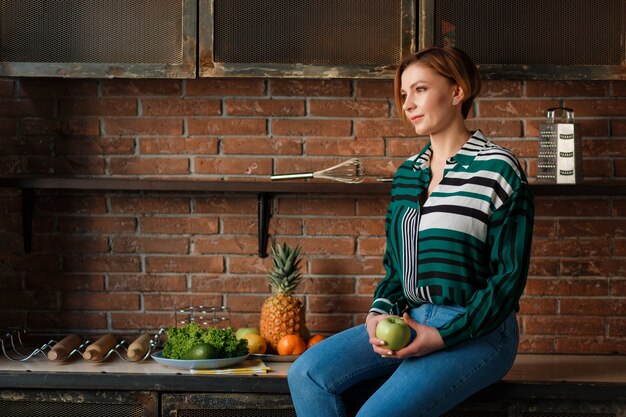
<box><xmin>260</xmin><ymin>242</ymin><xmax>308</xmax><ymax>353</ymax></box>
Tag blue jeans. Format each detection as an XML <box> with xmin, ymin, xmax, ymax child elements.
<box><xmin>288</xmin><ymin>304</ymin><xmax>519</xmax><ymax>417</ymax></box>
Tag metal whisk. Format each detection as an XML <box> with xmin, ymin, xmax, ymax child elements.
<box><xmin>270</xmin><ymin>158</ymin><xmax>364</xmax><ymax>184</ymax></box>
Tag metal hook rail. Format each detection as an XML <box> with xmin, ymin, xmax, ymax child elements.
<box><xmin>0</xmin><ymin>328</ymin><xmax>166</xmax><ymax>363</ymax></box>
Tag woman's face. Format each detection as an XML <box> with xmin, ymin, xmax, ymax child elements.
<box><xmin>400</xmin><ymin>63</ymin><xmax>459</xmax><ymax>136</ymax></box>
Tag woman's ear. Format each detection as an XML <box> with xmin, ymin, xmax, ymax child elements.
<box><xmin>452</xmin><ymin>85</ymin><xmax>465</xmax><ymax>105</ymax></box>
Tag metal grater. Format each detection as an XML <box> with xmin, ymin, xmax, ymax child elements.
<box><xmin>537</xmin><ymin>107</ymin><xmax>582</xmax><ymax>183</ymax></box>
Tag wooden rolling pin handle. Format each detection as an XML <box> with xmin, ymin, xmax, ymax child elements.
<box><xmin>47</xmin><ymin>334</ymin><xmax>82</xmax><ymax>361</ymax></box>
<box><xmin>83</xmin><ymin>334</ymin><xmax>118</xmax><ymax>361</ymax></box>
<box><xmin>127</xmin><ymin>333</ymin><xmax>152</xmax><ymax>361</ymax></box>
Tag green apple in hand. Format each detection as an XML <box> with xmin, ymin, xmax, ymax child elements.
<box><xmin>375</xmin><ymin>316</ymin><xmax>411</xmax><ymax>351</ymax></box>
<box><xmin>235</xmin><ymin>327</ymin><xmax>259</xmax><ymax>339</ymax></box>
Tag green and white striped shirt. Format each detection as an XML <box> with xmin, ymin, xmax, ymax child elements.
<box><xmin>370</xmin><ymin>130</ymin><xmax>534</xmax><ymax>348</ymax></box>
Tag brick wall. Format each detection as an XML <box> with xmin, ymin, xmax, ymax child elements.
<box><xmin>0</xmin><ymin>77</ymin><xmax>625</xmax><ymax>354</ymax></box>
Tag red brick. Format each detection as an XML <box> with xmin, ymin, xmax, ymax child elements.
<box><xmin>300</xmin><ymin>276</ymin><xmax>355</xmax><ymax>294</ymax></box>
<box><xmin>309</xmin><ymin>99</ymin><xmax>389</xmax><ymax>118</ymax></box>
<box><xmin>109</xmin><ymin>156</ymin><xmax>189</xmax><ymax>175</ymax></box>
<box><xmin>304</xmin><ymin>218</ymin><xmax>385</xmax><ymax>236</ymax></box>
<box><xmin>225</xmin><ymin>99</ymin><xmax>305</xmax><ymax>116</ymax></box>
<box><xmin>560</xmin><ymin>259</ymin><xmax>626</xmax><ymax>277</ymax></box>
<box><xmin>101</xmin><ymin>79</ymin><xmax>182</xmax><ymax>96</ymax></box>
<box><xmin>28</xmin><ymin>312</ymin><xmax>107</xmax><ymax>331</ymax></box>
<box><xmin>0</xmin><ymin>119</ymin><xmax>17</xmax><ymax>135</ymax></box>
<box><xmin>145</xmin><ymin>255</ymin><xmax>224</xmax><ymax>273</ymax></box>
<box><xmin>611</xmin><ymin>81</ymin><xmax>626</xmax><ymax>97</ymax></box>
<box><xmin>611</xmin><ymin>120</ymin><xmax>626</xmax><ymax>136</ymax></box>
<box><xmin>194</xmin><ymin>196</ymin><xmax>256</xmax><ymax>215</ymax></box>
<box><xmin>194</xmin><ymin>156</ymin><xmax>272</xmax><ymax>175</ymax></box>
<box><xmin>527</xmin><ymin>258</ymin><xmax>560</xmax><ymax>276</ymax></box>
<box><xmin>277</xmin><ymin>197</ymin><xmax>356</xmax><ymax>216</ymax></box>
<box><xmin>357</xmin><ymin>199</ymin><xmax>387</xmax><ymax>216</ymax></box>
<box><xmin>140</xmin><ymin>137</ymin><xmax>218</xmax><ymax>155</ymax></box>
<box><xmin>222</xmin><ymin>137</ymin><xmax>302</xmax><ymax>155</ymax></box>
<box><xmin>478</xmin><ymin>99</ymin><xmax>560</xmax><ymax>118</ymax></box>
<box><xmin>0</xmin><ymin>79</ymin><xmax>15</xmax><ymax>97</ymax></box>
<box><xmin>306</xmin><ymin>138</ymin><xmax>385</xmax><ymax>156</ymax></box>
<box><xmin>561</xmin><ymin>298</ymin><xmax>626</xmax><ymax>315</ymax></box>
<box><xmin>565</xmin><ymin>99</ymin><xmax>626</xmax><ymax>117</ymax></box>
<box><xmin>0</xmin><ymin>290</ymin><xmax>57</xmax><ymax>309</ymax></box>
<box><xmin>480</xmin><ymin>81</ymin><xmax>523</xmax><ymax>97</ymax></box>
<box><xmin>531</xmin><ymin>238</ymin><xmax>611</xmax><ymax>257</ymax></box>
<box><xmin>186</xmin><ymin>79</ymin><xmax>266</xmax><ymax>96</ymax></box>
<box><xmin>308</xmin><ymin>295</ymin><xmax>372</xmax><ymax>313</ymax></box>
<box><xmin>309</xmin><ymin>257</ymin><xmax>384</xmax><ymax>275</ymax></box>
<box><xmin>59</xmin><ymin>216</ymin><xmax>136</xmax><ymax>234</ymax></box>
<box><xmin>21</xmin><ymin>118</ymin><xmax>100</xmax><ymax>137</ymax></box>
<box><xmin>555</xmin><ymin>336</ymin><xmax>626</xmax><ymax>354</ymax></box>
<box><xmin>229</xmin><ymin>256</ymin><xmax>273</xmax><ymax>274</ymax></box>
<box><xmin>526</xmin><ymin>119</ymin><xmax>608</xmax><ymax>138</ymax></box>
<box><xmin>518</xmin><ymin>297</ymin><xmax>558</xmax><ymax>315</ymax></box>
<box><xmin>524</xmin><ymin>277</ymin><xmax>608</xmax><ymax>297</ymax></box>
<box><xmin>46</xmin><ymin>156</ymin><xmax>107</xmax><ymax>175</ymax></box>
<box><xmin>0</xmin><ymin>99</ymin><xmax>54</xmax><ymax>118</ymax></box>
<box><xmin>356</xmin><ymin>277</ymin><xmax>379</xmax><ymax>295</ymax></box>
<box><xmin>63</xmin><ymin>292</ymin><xmax>140</xmax><ymax>310</ymax></box>
<box><xmin>583</xmin><ymin>138</ymin><xmax>626</xmax><ymax>157</ymax></box>
<box><xmin>465</xmin><ymin>119</ymin><xmax>523</xmax><ymax>137</ymax></box>
<box><xmin>616</xmin><ymin>159</ymin><xmax>626</xmax><ymax>177</ymax></box>
<box><xmin>615</xmin><ymin>240</ymin><xmax>626</xmax><ymax>257</ymax></box>
<box><xmin>289</xmin><ymin>237</ymin><xmax>356</xmax><ymax>256</ymax></box>
<box><xmin>306</xmin><ymin>314</ymin><xmax>354</xmax><ymax>333</ymax></box>
<box><xmin>0</xmin><ymin>136</ymin><xmax>51</xmax><ymax>155</ymax></box>
<box><xmin>355</xmin><ymin>80</ymin><xmax>394</xmax><ymax>99</ymax></box>
<box><xmin>222</xmin><ymin>217</ymin><xmax>302</xmax><ymax>235</ymax></box>
<box><xmin>557</xmin><ymin>219</ymin><xmax>624</xmax><ymax>238</ymax></box>
<box><xmin>524</xmin><ymin>316</ymin><xmax>604</xmax><ymax>336</ymax></box>
<box><xmin>56</xmin><ymin>138</ymin><xmax>135</xmax><ymax>156</ymax></box>
<box><xmin>386</xmin><ymin>137</ymin><xmax>429</xmax><ymax>157</ymax></box>
<box><xmin>581</xmin><ymin>159</ymin><xmax>613</xmax><ymax>179</ymax></box>
<box><xmin>104</xmin><ymin>118</ymin><xmax>184</xmax><ymax>136</ymax></box>
<box><xmin>192</xmin><ymin>274</ymin><xmax>267</xmax><ymax>293</ymax></box>
<box><xmin>143</xmin><ymin>98</ymin><xmax>221</xmax><ymax>116</ymax></box>
<box><xmin>526</xmin><ymin>81</ymin><xmax>609</xmax><ymax>97</ymax></box>
<box><xmin>143</xmin><ymin>294</ymin><xmax>222</xmax><ymax>311</ymax></box>
<box><xmin>194</xmin><ymin>236</ymin><xmax>258</xmax><ymax>254</ymax></box>
<box><xmin>110</xmin><ymin>196</ymin><xmax>190</xmax><ymax>214</ymax></box>
<box><xmin>226</xmin><ymin>294</ymin><xmax>268</xmax><ymax>313</ymax></box>
<box><xmin>112</xmin><ymin>236</ymin><xmax>189</xmax><ymax>254</ymax></box>
<box><xmin>517</xmin><ymin>335</ymin><xmax>556</xmax><ymax>353</ymax></box>
<box><xmin>357</xmin><ymin>238</ymin><xmax>386</xmax><ymax>256</ymax></box>
<box><xmin>270</xmin><ymin>79</ymin><xmax>350</xmax><ymax>97</ymax></box>
<box><xmin>608</xmin><ymin>318</ymin><xmax>626</xmax><ymax>337</ymax></box>
<box><xmin>355</xmin><ymin>119</ymin><xmax>414</xmax><ymax>137</ymax></box>
<box><xmin>59</xmin><ymin>98</ymin><xmax>137</xmax><ymax>117</ymax></box>
<box><xmin>141</xmin><ymin>217</ymin><xmax>218</xmax><ymax>234</ymax></box>
<box><xmin>63</xmin><ymin>255</ymin><xmax>142</xmax><ymax>273</ymax></box>
<box><xmin>272</xmin><ymin>119</ymin><xmax>351</xmax><ymax>137</ymax></box>
<box><xmin>33</xmin><ymin>236</ymin><xmax>109</xmax><ymax>254</ymax></box>
<box><xmin>19</xmin><ymin>79</ymin><xmax>98</xmax><ymax>97</ymax></box>
<box><xmin>108</xmin><ymin>274</ymin><xmax>187</xmax><ymax>292</ymax></box>
<box><xmin>188</xmin><ymin>118</ymin><xmax>266</xmax><ymax>136</ymax></box>
<box><xmin>111</xmin><ymin>313</ymin><xmax>176</xmax><ymax>331</ymax></box>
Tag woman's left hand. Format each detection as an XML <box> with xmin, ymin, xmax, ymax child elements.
<box><xmin>374</xmin><ymin>312</ymin><xmax>445</xmax><ymax>359</ymax></box>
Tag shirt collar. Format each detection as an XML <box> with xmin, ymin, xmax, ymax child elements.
<box><xmin>412</xmin><ymin>130</ymin><xmax>488</xmax><ymax>171</ymax></box>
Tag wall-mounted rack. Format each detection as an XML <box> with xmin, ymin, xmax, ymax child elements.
<box><xmin>1</xmin><ymin>176</ymin><xmax>625</xmax><ymax>257</ymax></box>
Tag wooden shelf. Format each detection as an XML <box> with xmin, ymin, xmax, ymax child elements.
<box><xmin>1</xmin><ymin>176</ymin><xmax>625</xmax><ymax>257</ymax></box>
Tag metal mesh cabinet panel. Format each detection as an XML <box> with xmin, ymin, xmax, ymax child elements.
<box><xmin>0</xmin><ymin>389</ymin><xmax>158</xmax><ymax>417</ymax></box>
<box><xmin>162</xmin><ymin>393</ymin><xmax>296</xmax><ymax>417</ymax></box>
<box><xmin>0</xmin><ymin>0</ymin><xmax>196</xmax><ymax>78</ymax></box>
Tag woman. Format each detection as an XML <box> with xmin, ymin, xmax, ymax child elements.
<box><xmin>288</xmin><ymin>46</ymin><xmax>534</xmax><ymax>417</ymax></box>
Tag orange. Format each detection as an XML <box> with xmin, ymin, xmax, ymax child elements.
<box><xmin>241</xmin><ymin>333</ymin><xmax>267</xmax><ymax>354</ymax></box>
<box><xmin>277</xmin><ymin>334</ymin><xmax>306</xmax><ymax>356</ymax></box>
<box><xmin>306</xmin><ymin>334</ymin><xmax>325</xmax><ymax>349</ymax></box>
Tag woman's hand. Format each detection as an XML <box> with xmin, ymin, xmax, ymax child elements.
<box><xmin>371</xmin><ymin>312</ymin><xmax>446</xmax><ymax>359</ymax></box>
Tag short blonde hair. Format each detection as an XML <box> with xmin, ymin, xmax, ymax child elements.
<box><xmin>394</xmin><ymin>46</ymin><xmax>481</xmax><ymax>122</ymax></box>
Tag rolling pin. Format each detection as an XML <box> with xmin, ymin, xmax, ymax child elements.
<box><xmin>83</xmin><ymin>334</ymin><xmax>118</xmax><ymax>361</ymax></box>
<box><xmin>126</xmin><ymin>333</ymin><xmax>152</xmax><ymax>361</ymax></box>
<box><xmin>47</xmin><ymin>334</ymin><xmax>82</xmax><ymax>361</ymax></box>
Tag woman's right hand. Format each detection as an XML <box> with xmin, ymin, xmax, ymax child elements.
<box><xmin>365</xmin><ymin>312</ymin><xmax>390</xmax><ymax>349</ymax></box>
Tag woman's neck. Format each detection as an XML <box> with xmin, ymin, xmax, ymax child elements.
<box><xmin>429</xmin><ymin>124</ymin><xmax>472</xmax><ymax>162</ymax></box>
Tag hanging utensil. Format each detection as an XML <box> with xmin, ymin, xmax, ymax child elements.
<box><xmin>270</xmin><ymin>158</ymin><xmax>364</xmax><ymax>184</ymax></box>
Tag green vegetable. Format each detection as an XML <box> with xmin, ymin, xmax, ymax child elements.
<box><xmin>162</xmin><ymin>323</ymin><xmax>248</xmax><ymax>360</ymax></box>
<box><xmin>181</xmin><ymin>343</ymin><xmax>216</xmax><ymax>360</ymax></box>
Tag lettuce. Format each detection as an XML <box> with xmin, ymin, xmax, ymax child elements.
<box><xmin>162</xmin><ymin>323</ymin><xmax>248</xmax><ymax>359</ymax></box>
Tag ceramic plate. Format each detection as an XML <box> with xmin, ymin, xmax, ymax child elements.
<box><xmin>151</xmin><ymin>351</ymin><xmax>249</xmax><ymax>370</ymax></box>
<box><xmin>251</xmin><ymin>353</ymin><xmax>299</xmax><ymax>362</ymax></box>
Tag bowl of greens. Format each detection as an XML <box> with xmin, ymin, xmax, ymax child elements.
<box><xmin>152</xmin><ymin>323</ymin><xmax>249</xmax><ymax>370</ymax></box>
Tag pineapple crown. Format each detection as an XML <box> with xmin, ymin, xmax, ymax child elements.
<box><xmin>268</xmin><ymin>242</ymin><xmax>303</xmax><ymax>295</ymax></box>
